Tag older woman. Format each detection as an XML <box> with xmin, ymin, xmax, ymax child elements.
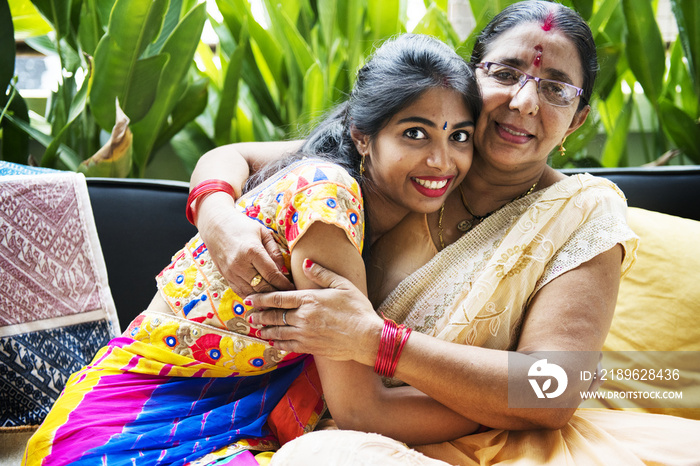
<box><xmin>191</xmin><ymin>2</ymin><xmax>700</xmax><ymax>465</ymax></box>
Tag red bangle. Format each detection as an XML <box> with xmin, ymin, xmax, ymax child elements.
<box><xmin>186</xmin><ymin>180</ymin><xmax>236</xmax><ymax>225</ymax></box>
<box><xmin>388</xmin><ymin>326</ymin><xmax>411</xmax><ymax>377</ymax></box>
<box><xmin>374</xmin><ymin>319</ymin><xmax>411</xmax><ymax>378</ymax></box>
<box><xmin>374</xmin><ymin>320</ymin><xmax>396</xmax><ymax>376</ymax></box>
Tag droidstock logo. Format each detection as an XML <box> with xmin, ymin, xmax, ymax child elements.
<box><xmin>528</xmin><ymin>359</ymin><xmax>568</xmax><ymax>399</ymax></box>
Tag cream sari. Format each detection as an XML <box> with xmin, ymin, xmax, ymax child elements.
<box><xmin>272</xmin><ymin>174</ymin><xmax>700</xmax><ymax>465</ymax></box>
<box><xmin>378</xmin><ymin>173</ymin><xmax>637</xmax><ymax>350</ymax></box>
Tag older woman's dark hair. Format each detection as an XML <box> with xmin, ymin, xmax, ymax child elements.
<box><xmin>246</xmin><ymin>34</ymin><xmax>480</xmax><ymax>190</ymax></box>
<box><xmin>470</xmin><ymin>0</ymin><xmax>597</xmax><ymax>111</ymax></box>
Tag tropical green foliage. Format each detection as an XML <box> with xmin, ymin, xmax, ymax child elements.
<box><xmin>3</xmin><ymin>0</ymin><xmax>699</xmax><ymax>178</ymax></box>
<box><xmin>4</xmin><ymin>0</ymin><xmax>207</xmax><ymax>176</ymax></box>
<box><xmin>174</xmin><ymin>0</ymin><xmax>463</xmax><ymax>173</ymax></box>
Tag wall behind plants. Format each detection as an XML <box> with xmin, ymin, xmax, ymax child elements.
<box><xmin>4</xmin><ymin>0</ymin><xmax>699</xmax><ymax>180</ymax></box>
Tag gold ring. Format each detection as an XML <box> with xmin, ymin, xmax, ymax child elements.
<box><xmin>250</xmin><ymin>273</ymin><xmax>262</xmax><ymax>287</ymax></box>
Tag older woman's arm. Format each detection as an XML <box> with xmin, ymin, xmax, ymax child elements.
<box><xmin>190</xmin><ymin>141</ymin><xmax>302</xmax><ymax>295</ymax></box>
<box><xmin>250</xmin><ymin>244</ymin><xmax>623</xmax><ymax>431</ymax></box>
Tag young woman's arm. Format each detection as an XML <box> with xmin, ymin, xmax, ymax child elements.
<box><xmin>190</xmin><ymin>141</ymin><xmax>303</xmax><ymax>295</ymax></box>
<box><xmin>285</xmin><ymin>221</ymin><xmax>479</xmax><ymax>445</ymax></box>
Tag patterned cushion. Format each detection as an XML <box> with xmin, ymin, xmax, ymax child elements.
<box><xmin>0</xmin><ymin>162</ymin><xmax>119</xmax><ymax>430</ymax></box>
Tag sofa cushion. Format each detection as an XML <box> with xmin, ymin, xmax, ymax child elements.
<box><xmin>582</xmin><ymin>207</ymin><xmax>700</xmax><ymax>419</ymax></box>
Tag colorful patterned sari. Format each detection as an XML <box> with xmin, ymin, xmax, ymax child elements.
<box><xmin>23</xmin><ymin>159</ymin><xmax>364</xmax><ymax>465</ymax></box>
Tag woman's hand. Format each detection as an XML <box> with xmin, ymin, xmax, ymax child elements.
<box><xmin>247</xmin><ymin>260</ymin><xmax>383</xmax><ymax>364</ymax></box>
<box><xmin>196</xmin><ymin>192</ymin><xmax>294</xmax><ymax>296</ymax></box>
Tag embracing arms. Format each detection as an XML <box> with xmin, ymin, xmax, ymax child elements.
<box><xmin>285</xmin><ymin>223</ymin><xmax>480</xmax><ymax>444</ymax></box>
<box><xmin>250</xmin><ymin>244</ymin><xmax>623</xmax><ymax>431</ymax></box>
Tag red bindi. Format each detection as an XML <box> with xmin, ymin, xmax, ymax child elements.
<box><xmin>542</xmin><ymin>12</ymin><xmax>555</xmax><ymax>31</ymax></box>
<box><xmin>533</xmin><ymin>45</ymin><xmax>543</xmax><ymax>67</ymax></box>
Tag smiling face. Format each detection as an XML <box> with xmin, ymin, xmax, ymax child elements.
<box><xmin>473</xmin><ymin>22</ymin><xmax>589</xmax><ymax>172</ymax></box>
<box><xmin>354</xmin><ymin>86</ymin><xmax>475</xmax><ymax>219</ymax></box>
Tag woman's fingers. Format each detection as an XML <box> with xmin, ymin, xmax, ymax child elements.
<box><xmin>248</xmin><ymin>308</ymin><xmax>293</xmax><ymax>327</ymax></box>
<box><xmin>199</xmin><ymin>208</ymin><xmax>293</xmax><ymax>296</ymax></box>
<box><xmin>302</xmin><ymin>259</ymin><xmax>352</xmax><ymax>290</ymax></box>
<box><xmin>257</xmin><ymin>230</ymin><xmax>294</xmax><ymax>291</ymax></box>
<box><xmin>246</xmin><ymin>290</ymin><xmax>306</xmax><ymax>313</ymax></box>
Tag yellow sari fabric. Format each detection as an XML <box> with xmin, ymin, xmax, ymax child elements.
<box><xmin>271</xmin><ymin>175</ymin><xmax>700</xmax><ymax>465</ymax></box>
<box><xmin>378</xmin><ymin>174</ymin><xmax>638</xmax><ymax>350</ymax></box>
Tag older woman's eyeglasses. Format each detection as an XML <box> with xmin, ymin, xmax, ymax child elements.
<box><xmin>476</xmin><ymin>62</ymin><xmax>583</xmax><ymax>107</ymax></box>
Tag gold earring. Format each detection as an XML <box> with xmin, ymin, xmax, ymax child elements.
<box><xmin>559</xmin><ymin>136</ymin><xmax>567</xmax><ymax>156</ymax></box>
<box><xmin>359</xmin><ymin>154</ymin><xmax>366</xmax><ymax>175</ymax></box>
<box><xmin>534</xmin><ymin>105</ymin><xmax>540</xmax><ymax>113</ymax></box>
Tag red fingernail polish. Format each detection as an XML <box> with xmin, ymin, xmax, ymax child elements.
<box><xmin>247</xmin><ymin>315</ymin><xmax>253</xmax><ymax>323</ymax></box>
<box><xmin>304</xmin><ymin>259</ymin><xmax>313</xmax><ymax>269</ymax></box>
<box><xmin>244</xmin><ymin>299</ymin><xmax>253</xmax><ymax>306</ymax></box>
<box><xmin>268</xmin><ymin>340</ymin><xmax>274</xmax><ymax>347</ymax></box>
<box><xmin>280</xmin><ymin>265</ymin><xmax>289</xmax><ymax>274</ymax></box>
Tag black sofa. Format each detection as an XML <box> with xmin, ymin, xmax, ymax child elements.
<box><xmin>87</xmin><ymin>166</ymin><xmax>700</xmax><ymax>331</ymax></box>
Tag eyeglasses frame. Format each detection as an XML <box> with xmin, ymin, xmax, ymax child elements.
<box><xmin>476</xmin><ymin>61</ymin><xmax>584</xmax><ymax>107</ymax></box>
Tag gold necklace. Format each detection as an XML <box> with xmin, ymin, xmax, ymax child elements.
<box><xmin>438</xmin><ymin>181</ymin><xmax>539</xmax><ymax>250</ymax></box>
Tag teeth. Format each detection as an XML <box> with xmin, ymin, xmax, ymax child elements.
<box><xmin>502</xmin><ymin>126</ymin><xmax>529</xmax><ymax>137</ymax></box>
<box><xmin>413</xmin><ymin>178</ymin><xmax>448</xmax><ymax>190</ymax></box>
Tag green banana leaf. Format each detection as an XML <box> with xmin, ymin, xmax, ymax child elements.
<box><xmin>1</xmin><ymin>1</ymin><xmax>15</xmax><ymax>100</ymax></box>
<box><xmin>671</xmin><ymin>0</ymin><xmax>700</xmax><ymax>97</ymax></box>
<box><xmin>216</xmin><ymin>0</ymin><xmax>284</xmax><ymax>124</ymax></box>
<box><xmin>40</xmin><ymin>77</ymin><xmax>88</xmax><ymax>167</ymax></box>
<box><xmin>263</xmin><ymin>0</ymin><xmax>316</xmax><ymax>76</ymax></box>
<box><xmin>659</xmin><ymin>99</ymin><xmax>700</xmax><ymax>163</ymax></box>
<box><xmin>601</xmin><ymin>91</ymin><xmax>635</xmax><ymax>167</ymax></box>
<box><xmin>154</xmin><ymin>76</ymin><xmax>209</xmax><ymax>151</ymax></box>
<box><xmin>588</xmin><ymin>0</ymin><xmax>619</xmax><ymax>34</ymax></box>
<box><xmin>195</xmin><ymin>40</ymin><xmax>221</xmax><ymax>88</ymax></box>
<box><xmin>593</xmin><ymin>31</ymin><xmax>621</xmax><ymax>101</ymax></box>
<box><xmin>89</xmin><ymin>0</ymin><xmax>169</xmax><ymax>130</ymax></box>
<box><xmin>130</xmin><ymin>3</ymin><xmax>207</xmax><ymax>173</ymax></box>
<box><xmin>425</xmin><ymin>0</ymin><xmax>448</xmax><ymax>12</ymax></box>
<box><xmin>318</xmin><ymin>0</ymin><xmax>338</xmax><ymax>47</ymax></box>
<box><xmin>217</xmin><ymin>0</ymin><xmax>283</xmax><ymax>86</ymax></box>
<box><xmin>301</xmin><ymin>62</ymin><xmax>324</xmax><ymax>127</ymax></box>
<box><xmin>412</xmin><ymin>4</ymin><xmax>460</xmax><ymax>46</ymax></box>
<box><xmin>666</xmin><ymin>39</ymin><xmax>698</xmax><ymax>117</ymax></box>
<box><xmin>5</xmin><ymin>111</ymin><xmax>81</xmax><ymax>169</ymax></box>
<box><xmin>77</xmin><ymin>0</ymin><xmax>105</xmax><ymax>56</ymax></box>
<box><xmin>570</xmin><ymin>0</ymin><xmax>593</xmax><ymax>20</ymax></box>
<box><xmin>215</xmin><ymin>22</ymin><xmax>249</xmax><ymax>145</ymax></box>
<box><xmin>368</xmin><ymin>0</ymin><xmax>404</xmax><ymax>43</ymax></box>
<box><xmin>1</xmin><ymin>87</ymin><xmax>31</xmax><ymax>165</ymax></box>
<box><xmin>29</xmin><ymin>0</ymin><xmax>72</xmax><ymax>43</ymax></box>
<box><xmin>622</xmin><ymin>0</ymin><xmax>665</xmax><ymax>106</ymax></box>
<box><xmin>8</xmin><ymin>0</ymin><xmax>52</xmax><ymax>40</ymax></box>
<box><xmin>147</xmin><ymin>0</ymin><xmax>184</xmax><ymax>56</ymax></box>
<box><xmin>342</xmin><ymin>0</ymin><xmax>367</xmax><ymax>76</ymax></box>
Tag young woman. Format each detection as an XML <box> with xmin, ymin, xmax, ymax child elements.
<box><xmin>22</xmin><ymin>34</ymin><xmax>480</xmax><ymax>466</ymax></box>
<box><xmin>191</xmin><ymin>2</ymin><xmax>700</xmax><ymax>465</ymax></box>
